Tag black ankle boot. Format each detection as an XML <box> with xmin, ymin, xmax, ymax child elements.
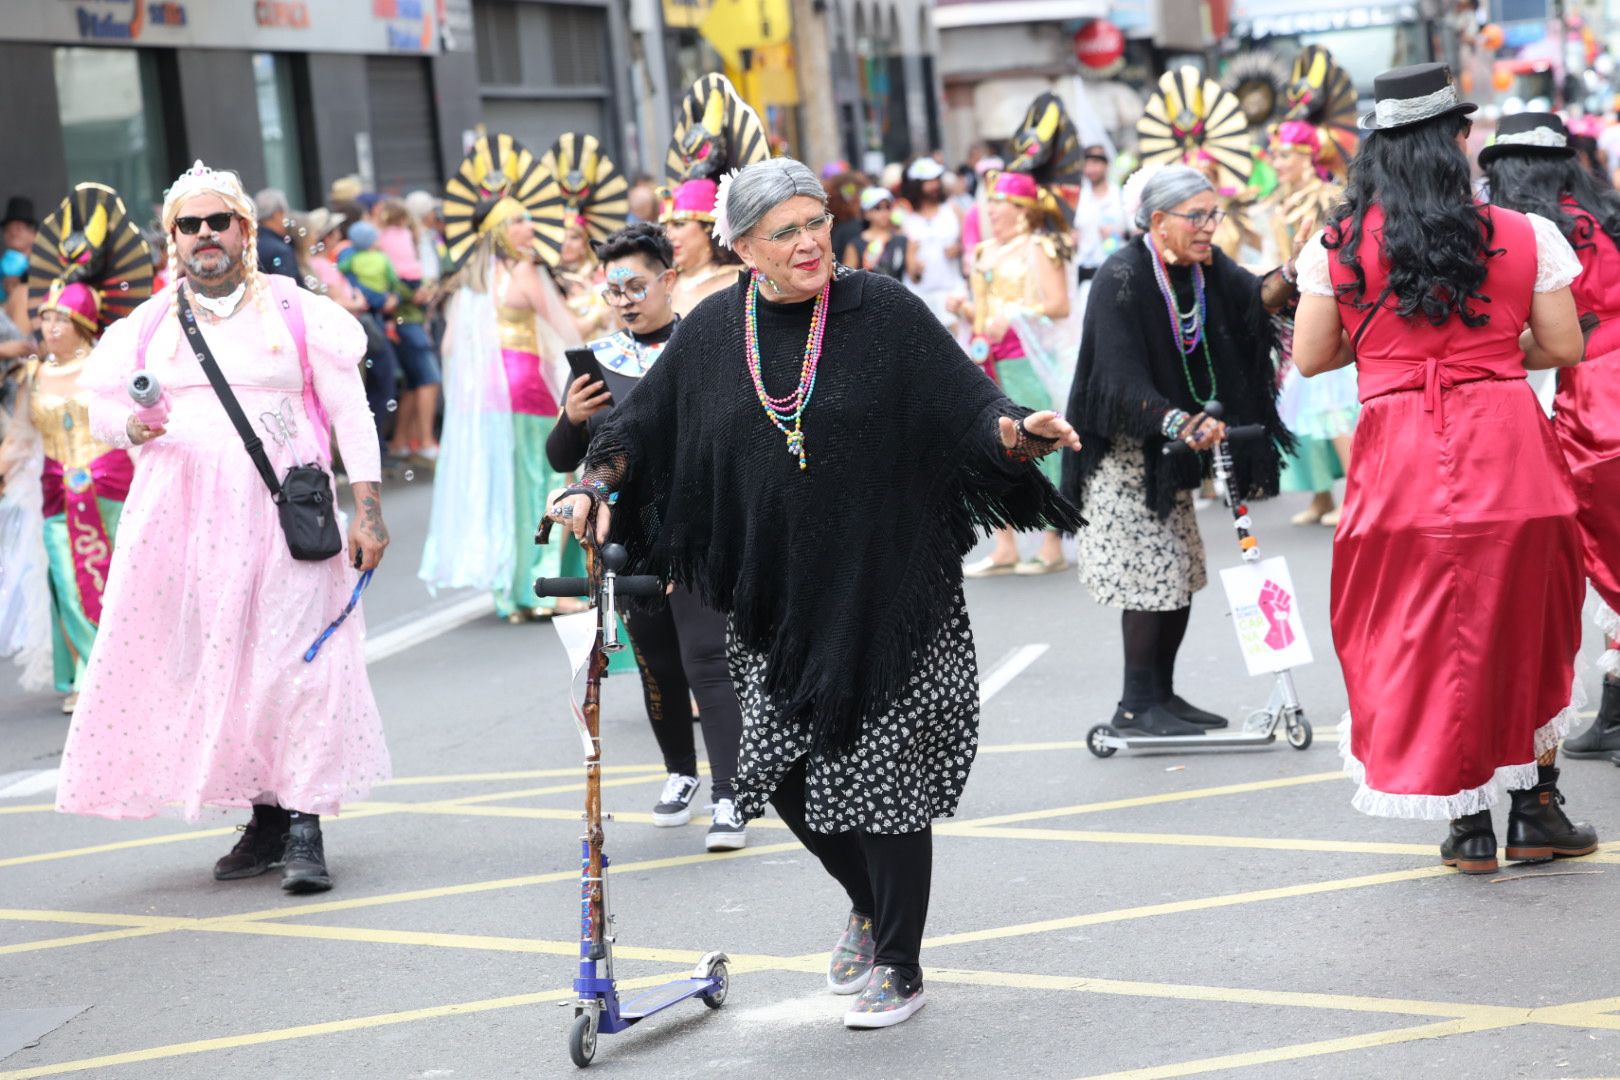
<box><xmin>1505</xmin><ymin>765</ymin><xmax>1599</xmax><ymax>863</ymax></box>
<box><xmin>213</xmin><ymin>804</ymin><xmax>290</xmax><ymax>881</ymax></box>
<box><xmin>1563</xmin><ymin>681</ymin><xmax>1620</xmax><ymax>758</ymax></box>
<box><xmin>1439</xmin><ymin>810</ymin><xmax>1498</xmax><ymax>875</ymax></box>
<box><xmin>281</xmin><ymin>814</ymin><xmax>333</xmax><ymax>894</ymax></box>
<box><xmin>1110</xmin><ymin>703</ymin><xmax>1205</xmax><ymax>737</ymax></box>
<box><xmin>1153</xmin><ymin>671</ymin><xmax>1230</xmax><ymax>729</ymax></box>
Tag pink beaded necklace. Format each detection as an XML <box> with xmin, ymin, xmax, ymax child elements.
<box><xmin>744</xmin><ymin>269</ymin><xmax>830</xmax><ymax>471</ymax></box>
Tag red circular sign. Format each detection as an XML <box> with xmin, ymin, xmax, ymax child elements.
<box><xmin>1074</xmin><ymin>20</ymin><xmax>1125</xmax><ymax>71</ymax></box>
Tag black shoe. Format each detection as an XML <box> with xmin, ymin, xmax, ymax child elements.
<box><xmin>1563</xmin><ymin>681</ymin><xmax>1620</xmax><ymax>758</ymax></box>
<box><xmin>281</xmin><ymin>818</ymin><xmax>334</xmax><ymax>894</ymax></box>
<box><xmin>213</xmin><ymin>805</ymin><xmax>290</xmax><ymax>881</ymax></box>
<box><xmin>1111</xmin><ymin>704</ymin><xmax>1205</xmax><ymax>737</ymax></box>
<box><xmin>1439</xmin><ymin>809</ymin><xmax>1498</xmax><ymax>875</ymax></box>
<box><xmin>1161</xmin><ymin>694</ymin><xmax>1230</xmax><ymax>730</ymax></box>
<box><xmin>1505</xmin><ymin>766</ymin><xmax>1598</xmax><ymax>863</ymax></box>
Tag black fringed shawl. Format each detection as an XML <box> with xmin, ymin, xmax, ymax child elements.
<box><xmin>1060</xmin><ymin>239</ymin><xmax>1292</xmax><ymax>519</ymax></box>
<box><xmin>584</xmin><ymin>269</ymin><xmax>1081</xmax><ymax>752</ymax></box>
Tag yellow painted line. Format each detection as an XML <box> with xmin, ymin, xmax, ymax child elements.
<box><xmin>953</xmin><ymin>771</ymin><xmax>1347</xmax><ymax>829</ymax></box>
<box><xmin>1075</xmin><ymin>1015</ymin><xmax>1522</xmax><ymax>1080</ymax></box>
<box><xmin>0</xmin><ymin>908</ymin><xmax>194</xmax><ymax>929</ymax></box>
<box><xmin>0</xmin><ymin>803</ymin><xmax>56</xmax><ymax>815</ymax></box>
<box><xmin>428</xmin><ymin>772</ymin><xmax>673</xmax><ymax>807</ymax></box>
<box><xmin>377</xmin><ymin>763</ymin><xmax>667</xmax><ymax>786</ymax></box>
<box><xmin>0</xmin><ymin>927</ymin><xmax>176</xmax><ymax>956</ymax></box>
<box><xmin>939</xmin><ymin>824</ymin><xmax>1435</xmax><ymax>857</ymax></box>
<box><xmin>923</xmin><ymin>866</ymin><xmax>1453</xmax><ymax>948</ymax></box>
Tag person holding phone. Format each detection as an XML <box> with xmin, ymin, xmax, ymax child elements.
<box><xmin>546</xmin><ymin>222</ymin><xmax>748</xmax><ymax>852</ymax></box>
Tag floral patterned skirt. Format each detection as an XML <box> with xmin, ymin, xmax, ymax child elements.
<box><xmin>1078</xmin><ymin>440</ymin><xmax>1207</xmax><ymax>611</ymax></box>
<box><xmin>727</xmin><ymin>589</ymin><xmax>980</xmax><ymax>835</ymax></box>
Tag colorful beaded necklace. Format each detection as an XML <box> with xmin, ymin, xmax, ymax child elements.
<box><xmin>1145</xmin><ymin>234</ymin><xmax>1219</xmax><ymax>401</ymax></box>
<box><xmin>743</xmin><ymin>269</ymin><xmax>830</xmax><ymax>470</ymax></box>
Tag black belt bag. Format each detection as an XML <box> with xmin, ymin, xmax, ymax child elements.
<box><xmin>178</xmin><ymin>288</ymin><xmax>343</xmax><ymax>562</ymax></box>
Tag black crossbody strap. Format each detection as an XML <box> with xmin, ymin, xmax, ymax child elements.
<box><xmin>1350</xmin><ymin>283</ymin><xmax>1395</xmax><ymax>354</ymax></box>
<box><xmin>176</xmin><ymin>288</ymin><xmax>284</xmax><ymax>503</ymax></box>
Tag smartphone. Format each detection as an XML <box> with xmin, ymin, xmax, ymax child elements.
<box><xmin>565</xmin><ymin>349</ymin><xmax>613</xmax><ymax>403</ymax></box>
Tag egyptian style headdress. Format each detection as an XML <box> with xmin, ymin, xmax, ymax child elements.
<box><xmin>533</xmin><ymin>132</ymin><xmax>630</xmax><ymax>266</ymax></box>
<box><xmin>989</xmin><ymin>91</ymin><xmax>1083</xmax><ymax>254</ymax></box>
<box><xmin>442</xmin><ymin>131</ymin><xmax>551</xmax><ymax>274</ymax></box>
<box><xmin>28</xmin><ymin>182</ymin><xmax>154</xmax><ymax>340</ymax></box>
<box><xmin>1137</xmin><ymin>66</ymin><xmax>1254</xmax><ymax>193</ymax></box>
<box><xmin>1280</xmin><ymin>46</ymin><xmax>1360</xmax><ymax>172</ymax></box>
<box><xmin>1223</xmin><ymin>52</ymin><xmax>1290</xmax><ymax>130</ymax></box>
<box><xmin>662</xmin><ymin>74</ymin><xmax>771</xmax><ymax>226</ymax></box>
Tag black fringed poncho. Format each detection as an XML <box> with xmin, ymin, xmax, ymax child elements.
<box><xmin>1060</xmin><ymin>239</ymin><xmax>1291</xmax><ymax>518</ymax></box>
<box><xmin>583</xmin><ymin>269</ymin><xmax>1081</xmax><ymax>751</ymax></box>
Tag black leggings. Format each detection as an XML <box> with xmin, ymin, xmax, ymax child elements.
<box><xmin>769</xmin><ymin>758</ymin><xmax>933</xmax><ymax>983</ymax></box>
<box><xmin>623</xmin><ymin>588</ymin><xmax>742</xmax><ymax>801</ymax></box>
<box><xmin>1119</xmin><ymin>606</ymin><xmax>1192</xmax><ymax>710</ymax></box>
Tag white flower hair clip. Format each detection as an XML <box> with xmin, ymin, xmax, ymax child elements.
<box><xmin>711</xmin><ymin>169</ymin><xmax>742</xmax><ymax>249</ymax></box>
<box><xmin>1120</xmin><ymin>162</ymin><xmax>1166</xmax><ymax>232</ymax></box>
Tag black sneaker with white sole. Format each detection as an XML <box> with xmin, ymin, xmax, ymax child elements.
<box><xmin>705</xmin><ymin>799</ymin><xmax>747</xmax><ymax>851</ymax></box>
<box><xmin>653</xmin><ymin>774</ymin><xmax>700</xmax><ymax>827</ymax></box>
<box><xmin>843</xmin><ymin>965</ymin><xmax>926</xmax><ymax>1029</ymax></box>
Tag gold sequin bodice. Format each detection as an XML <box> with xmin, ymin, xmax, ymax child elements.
<box><xmin>972</xmin><ymin>235</ymin><xmax>1051</xmax><ymax>335</ymax></box>
<box><xmin>496</xmin><ymin>304</ymin><xmax>540</xmax><ymax>355</ymax></box>
<box><xmin>29</xmin><ymin>362</ymin><xmax>114</xmax><ymax>469</ymax></box>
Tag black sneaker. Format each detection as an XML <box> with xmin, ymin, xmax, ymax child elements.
<box><xmin>843</xmin><ymin>965</ymin><xmax>926</xmax><ymax>1029</ymax></box>
<box><xmin>281</xmin><ymin>818</ymin><xmax>333</xmax><ymax>894</ymax></box>
<box><xmin>653</xmin><ymin>774</ymin><xmax>700</xmax><ymax>827</ymax></box>
<box><xmin>1162</xmin><ymin>694</ymin><xmax>1230</xmax><ymax>729</ymax></box>
<box><xmin>1111</xmin><ymin>704</ymin><xmax>1205</xmax><ymax>737</ymax></box>
<box><xmin>213</xmin><ymin>806</ymin><xmax>289</xmax><ymax>881</ymax></box>
<box><xmin>705</xmin><ymin>799</ymin><xmax>747</xmax><ymax>852</ymax></box>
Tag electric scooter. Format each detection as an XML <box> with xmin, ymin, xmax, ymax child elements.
<box><xmin>535</xmin><ymin>522</ymin><xmax>730</xmax><ymax>1066</ymax></box>
<box><xmin>1087</xmin><ymin>401</ymin><xmax>1314</xmax><ymax>757</ymax></box>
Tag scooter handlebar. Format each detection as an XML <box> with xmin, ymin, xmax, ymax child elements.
<box><xmin>534</xmin><ymin>574</ymin><xmax>664</xmax><ymax>599</ymax></box>
<box><xmin>1161</xmin><ymin>424</ymin><xmax>1269</xmax><ymax>456</ymax></box>
<box><xmin>615</xmin><ymin>575</ymin><xmax>664</xmax><ymax>597</ymax></box>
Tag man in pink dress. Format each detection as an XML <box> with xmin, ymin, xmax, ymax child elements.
<box><xmin>56</xmin><ymin>162</ymin><xmax>392</xmax><ymax>894</ymax></box>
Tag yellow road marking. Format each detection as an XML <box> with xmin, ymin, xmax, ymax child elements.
<box><xmin>939</xmin><ymin>824</ymin><xmax>1435</xmax><ymax>857</ymax></box>
<box><xmin>0</xmin><ymin>829</ymin><xmax>240</xmax><ymax>869</ymax></box>
<box><xmin>1075</xmin><ymin>1016</ymin><xmax>1523</xmax><ymax>1080</ymax></box>
<box><xmin>953</xmin><ymin>771</ymin><xmax>1346</xmax><ymax>828</ymax></box>
<box><xmin>377</xmin><ymin>763</ymin><xmax>667</xmax><ymax>786</ymax></box>
<box><xmin>427</xmin><ymin>772</ymin><xmax>673</xmax><ymax>806</ymax></box>
<box><xmin>0</xmin><ymin>927</ymin><xmax>174</xmax><ymax>955</ymax></box>
<box><xmin>922</xmin><ymin>866</ymin><xmax>1453</xmax><ymax>947</ymax></box>
<box><xmin>0</xmin><ymin>803</ymin><xmax>55</xmax><ymax>815</ymax></box>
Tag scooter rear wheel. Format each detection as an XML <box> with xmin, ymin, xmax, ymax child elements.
<box><xmin>1286</xmin><ymin>714</ymin><xmax>1313</xmax><ymax>750</ymax></box>
<box><xmin>569</xmin><ymin>1012</ymin><xmax>597</xmax><ymax>1067</ymax></box>
<box><xmin>701</xmin><ymin>958</ymin><xmax>730</xmax><ymax>1009</ymax></box>
<box><xmin>1087</xmin><ymin>725</ymin><xmax>1119</xmax><ymax>758</ymax></box>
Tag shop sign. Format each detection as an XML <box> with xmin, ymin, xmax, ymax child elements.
<box><xmin>10</xmin><ymin>0</ymin><xmax>439</xmax><ymax>54</ymax></box>
<box><xmin>74</xmin><ymin>0</ymin><xmax>188</xmax><ymax>41</ymax></box>
<box><xmin>255</xmin><ymin>2</ymin><xmax>310</xmax><ymax>29</ymax></box>
<box><xmin>1073</xmin><ymin>20</ymin><xmax>1125</xmax><ymax>71</ymax></box>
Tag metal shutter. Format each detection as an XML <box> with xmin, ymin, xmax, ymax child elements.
<box><xmin>365</xmin><ymin>56</ymin><xmax>441</xmax><ymax>194</ymax></box>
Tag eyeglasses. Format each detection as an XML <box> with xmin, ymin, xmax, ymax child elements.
<box><xmin>599</xmin><ymin>281</ymin><xmax>653</xmax><ymax>304</ymax></box>
<box><xmin>1167</xmin><ymin>209</ymin><xmax>1226</xmax><ymax>230</ymax></box>
<box><xmin>174</xmin><ymin>212</ymin><xmax>238</xmax><ymax>235</ymax></box>
<box><xmin>753</xmin><ymin>213</ymin><xmax>836</xmax><ymax>245</ymax></box>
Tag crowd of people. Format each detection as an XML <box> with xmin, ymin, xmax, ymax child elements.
<box><xmin>3</xmin><ymin>56</ymin><xmax>1620</xmax><ymax>1034</ymax></box>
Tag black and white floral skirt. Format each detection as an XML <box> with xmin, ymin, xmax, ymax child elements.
<box><xmin>1078</xmin><ymin>439</ymin><xmax>1208</xmax><ymax>610</ymax></box>
<box><xmin>727</xmin><ymin>589</ymin><xmax>980</xmax><ymax>835</ymax></box>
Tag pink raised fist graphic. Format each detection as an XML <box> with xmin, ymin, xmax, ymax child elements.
<box><xmin>1258</xmin><ymin>580</ymin><xmax>1295</xmax><ymax>650</ymax></box>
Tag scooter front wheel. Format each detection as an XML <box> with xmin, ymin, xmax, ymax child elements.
<box><xmin>1286</xmin><ymin>713</ymin><xmax>1313</xmax><ymax>750</ymax></box>
<box><xmin>1087</xmin><ymin>725</ymin><xmax>1119</xmax><ymax>758</ymax></box>
<box><xmin>701</xmin><ymin>957</ymin><xmax>730</xmax><ymax>1009</ymax></box>
<box><xmin>569</xmin><ymin>1012</ymin><xmax>598</xmax><ymax>1067</ymax></box>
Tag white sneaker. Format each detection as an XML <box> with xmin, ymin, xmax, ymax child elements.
<box><xmin>653</xmin><ymin>774</ymin><xmax>700</xmax><ymax>827</ymax></box>
<box><xmin>705</xmin><ymin>799</ymin><xmax>747</xmax><ymax>851</ymax></box>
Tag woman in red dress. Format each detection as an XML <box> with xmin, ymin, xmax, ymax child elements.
<box><xmin>1293</xmin><ymin>64</ymin><xmax>1598</xmax><ymax>874</ymax></box>
<box><xmin>1483</xmin><ymin>111</ymin><xmax>1620</xmax><ymax>762</ymax></box>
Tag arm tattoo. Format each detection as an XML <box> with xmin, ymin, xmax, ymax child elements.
<box><xmin>355</xmin><ymin>484</ymin><xmax>388</xmax><ymax>543</ymax></box>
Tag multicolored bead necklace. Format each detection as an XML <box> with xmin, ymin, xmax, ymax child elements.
<box><xmin>744</xmin><ymin>269</ymin><xmax>830</xmax><ymax>470</ymax></box>
<box><xmin>1146</xmin><ymin>234</ymin><xmax>1219</xmax><ymax>401</ymax></box>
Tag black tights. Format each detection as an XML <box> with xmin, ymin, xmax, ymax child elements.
<box><xmin>1119</xmin><ymin>606</ymin><xmax>1192</xmax><ymax>710</ymax></box>
<box><xmin>769</xmin><ymin>759</ymin><xmax>933</xmax><ymax>983</ymax></box>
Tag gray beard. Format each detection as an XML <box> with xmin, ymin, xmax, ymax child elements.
<box><xmin>182</xmin><ymin>249</ymin><xmax>245</xmax><ymax>297</ymax></box>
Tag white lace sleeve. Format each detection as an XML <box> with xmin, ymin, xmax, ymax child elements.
<box><xmin>1527</xmin><ymin>213</ymin><xmax>1582</xmax><ymax>293</ymax></box>
<box><xmin>1294</xmin><ymin>233</ymin><xmax>1334</xmax><ymax>297</ymax></box>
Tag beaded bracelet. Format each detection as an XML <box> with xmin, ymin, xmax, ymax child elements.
<box><xmin>1161</xmin><ymin>408</ymin><xmax>1191</xmax><ymax>439</ymax></box>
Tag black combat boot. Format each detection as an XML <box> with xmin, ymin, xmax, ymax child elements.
<box><xmin>1563</xmin><ymin>681</ymin><xmax>1620</xmax><ymax>758</ymax></box>
<box><xmin>213</xmin><ymin>804</ymin><xmax>291</xmax><ymax>881</ymax></box>
<box><xmin>1439</xmin><ymin>810</ymin><xmax>1498</xmax><ymax>875</ymax></box>
<box><xmin>281</xmin><ymin>813</ymin><xmax>334</xmax><ymax>894</ymax></box>
<box><xmin>1505</xmin><ymin>765</ymin><xmax>1599</xmax><ymax>863</ymax></box>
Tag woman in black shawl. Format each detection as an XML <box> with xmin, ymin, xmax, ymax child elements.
<box><xmin>550</xmin><ymin>157</ymin><xmax>1081</xmax><ymax>1030</ymax></box>
<box><xmin>1061</xmin><ymin>165</ymin><xmax>1294</xmax><ymax>737</ymax></box>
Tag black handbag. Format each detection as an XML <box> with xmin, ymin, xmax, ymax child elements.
<box><xmin>177</xmin><ymin>288</ymin><xmax>344</xmax><ymax>562</ymax></box>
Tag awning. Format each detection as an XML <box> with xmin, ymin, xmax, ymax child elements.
<box><xmin>935</xmin><ymin>0</ymin><xmax>1109</xmax><ymax>30</ymax></box>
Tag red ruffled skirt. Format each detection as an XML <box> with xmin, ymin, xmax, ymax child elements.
<box><xmin>1554</xmin><ymin>343</ymin><xmax>1620</xmax><ymax>661</ymax></box>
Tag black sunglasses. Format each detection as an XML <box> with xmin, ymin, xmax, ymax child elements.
<box><xmin>174</xmin><ymin>212</ymin><xmax>237</xmax><ymax>235</ymax></box>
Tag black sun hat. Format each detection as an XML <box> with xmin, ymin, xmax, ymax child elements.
<box><xmin>1358</xmin><ymin>62</ymin><xmax>1477</xmax><ymax>132</ymax></box>
<box><xmin>1477</xmin><ymin>111</ymin><xmax>1576</xmax><ymax>167</ymax></box>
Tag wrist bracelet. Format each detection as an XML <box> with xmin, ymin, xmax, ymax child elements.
<box><xmin>1161</xmin><ymin>409</ymin><xmax>1191</xmax><ymax>438</ymax></box>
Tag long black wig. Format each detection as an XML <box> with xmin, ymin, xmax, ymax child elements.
<box><xmin>1324</xmin><ymin>113</ymin><xmax>1494</xmax><ymax>328</ymax></box>
<box><xmin>1484</xmin><ymin>151</ymin><xmax>1620</xmax><ymax>255</ymax></box>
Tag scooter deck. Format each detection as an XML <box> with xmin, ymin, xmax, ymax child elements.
<box><xmin>618</xmin><ymin>977</ymin><xmax>716</xmax><ymax>1020</ymax></box>
<box><xmin>1103</xmin><ymin>732</ymin><xmax>1277</xmax><ymax>750</ymax></box>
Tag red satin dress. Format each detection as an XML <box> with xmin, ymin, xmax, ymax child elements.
<box><xmin>1327</xmin><ymin>206</ymin><xmax>1583</xmax><ymax>818</ymax></box>
<box><xmin>1553</xmin><ymin>200</ymin><xmax>1620</xmax><ymax>648</ymax></box>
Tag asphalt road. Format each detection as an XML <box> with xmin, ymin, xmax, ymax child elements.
<box><xmin>2</xmin><ymin>475</ymin><xmax>1619</xmax><ymax>1080</ymax></box>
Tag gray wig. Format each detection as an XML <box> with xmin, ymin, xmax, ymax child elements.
<box><xmin>717</xmin><ymin>157</ymin><xmax>827</xmax><ymax>246</ymax></box>
<box><xmin>1134</xmin><ymin>165</ymin><xmax>1214</xmax><ymax>231</ymax></box>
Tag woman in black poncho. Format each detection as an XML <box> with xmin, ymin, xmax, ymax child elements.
<box><xmin>1061</xmin><ymin>165</ymin><xmax>1295</xmax><ymax>738</ymax></box>
<box><xmin>549</xmin><ymin>157</ymin><xmax>1081</xmax><ymax>1031</ymax></box>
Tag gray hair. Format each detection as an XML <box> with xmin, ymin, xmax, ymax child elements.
<box><xmin>719</xmin><ymin>157</ymin><xmax>826</xmax><ymax>245</ymax></box>
<box><xmin>1134</xmin><ymin>166</ymin><xmax>1214</xmax><ymax>230</ymax></box>
<box><xmin>254</xmin><ymin>186</ymin><xmax>290</xmax><ymax>221</ymax></box>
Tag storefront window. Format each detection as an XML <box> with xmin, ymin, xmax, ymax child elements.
<box><xmin>254</xmin><ymin>54</ymin><xmax>308</xmax><ymax>208</ymax></box>
<box><xmin>53</xmin><ymin>47</ymin><xmax>170</xmax><ymax>228</ymax></box>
